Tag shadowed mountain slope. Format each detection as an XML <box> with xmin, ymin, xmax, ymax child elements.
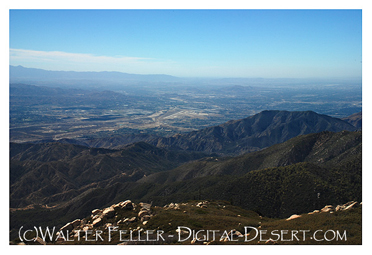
<box><xmin>10</xmin><ymin>142</ymin><xmax>211</xmax><ymax>208</ymax></box>
<box><xmin>148</xmin><ymin>110</ymin><xmax>357</xmax><ymax>155</ymax></box>
<box><xmin>138</xmin><ymin>130</ymin><xmax>361</xmax><ymax>185</ymax></box>
<box><xmin>342</xmin><ymin>111</ymin><xmax>362</xmax><ymax>130</ymax></box>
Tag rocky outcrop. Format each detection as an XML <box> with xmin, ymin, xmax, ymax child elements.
<box><xmin>164</xmin><ymin>202</ymin><xmax>181</xmax><ymax>210</ymax></box>
<box><xmin>228</xmin><ymin>229</ymin><xmax>243</xmax><ymax>238</ymax></box>
<box><xmin>102</xmin><ymin>207</ymin><xmax>115</xmax><ymax>219</ymax></box>
<box><xmin>196</xmin><ymin>201</ymin><xmax>209</xmax><ymax>208</ymax></box>
<box><xmin>320</xmin><ymin>205</ymin><xmax>334</xmax><ymax>213</ymax></box>
<box><xmin>286</xmin><ymin>214</ymin><xmax>301</xmax><ymax>221</ymax></box>
<box><xmin>305</xmin><ymin>201</ymin><xmax>361</xmax><ymax>216</ymax></box>
<box><xmin>319</xmin><ymin>201</ymin><xmax>360</xmax><ymax>214</ymax></box>
<box><xmin>92</xmin><ymin>217</ymin><xmax>103</xmax><ymax>227</ymax></box>
<box><xmin>55</xmin><ymin>199</ymin><xmax>142</xmax><ymax>243</ymax></box>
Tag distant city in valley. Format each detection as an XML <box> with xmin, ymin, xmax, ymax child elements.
<box><xmin>9</xmin><ymin>65</ymin><xmax>361</xmax><ymax>143</ymax></box>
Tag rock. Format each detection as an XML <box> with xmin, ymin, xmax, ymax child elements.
<box><xmin>60</xmin><ymin>222</ymin><xmax>74</xmax><ymax>232</ymax></box>
<box><xmin>265</xmin><ymin>238</ymin><xmax>276</xmax><ymax>244</ymax></box>
<box><xmin>112</xmin><ymin>202</ymin><xmax>123</xmax><ymax>209</ymax></box>
<box><xmin>33</xmin><ymin>236</ymin><xmax>46</xmax><ymax>245</ymax></box>
<box><xmin>71</xmin><ymin>219</ymin><xmax>81</xmax><ymax>228</ymax></box>
<box><xmin>73</xmin><ymin>230</ymin><xmax>81</xmax><ymax>238</ymax></box>
<box><xmin>127</xmin><ymin>217</ymin><xmax>137</xmax><ymax>223</ymax></box>
<box><xmin>142</xmin><ymin>215</ymin><xmax>151</xmax><ymax>222</ymax></box>
<box><xmin>344</xmin><ymin>201</ymin><xmax>358</xmax><ymax>210</ymax></box>
<box><xmin>122</xmin><ymin>200</ymin><xmax>133</xmax><ymax>210</ymax></box>
<box><xmin>104</xmin><ymin>223</ymin><xmax>113</xmax><ymax>229</ymax></box>
<box><xmin>343</xmin><ymin>201</ymin><xmax>355</xmax><ymax>207</ymax></box>
<box><xmin>91</xmin><ymin>209</ymin><xmax>102</xmax><ymax>216</ymax></box>
<box><xmin>92</xmin><ymin>214</ymin><xmax>100</xmax><ymax>221</ymax></box>
<box><xmin>138</xmin><ymin>210</ymin><xmax>150</xmax><ymax>218</ymax></box>
<box><xmin>176</xmin><ymin>228</ymin><xmax>189</xmax><ymax>235</ymax></box>
<box><xmin>345</xmin><ymin>202</ymin><xmax>358</xmax><ymax>211</ymax></box>
<box><xmin>191</xmin><ymin>238</ymin><xmax>203</xmax><ymax>244</ymax></box>
<box><xmin>228</xmin><ymin>229</ymin><xmax>243</xmax><ymax>237</ymax></box>
<box><xmin>335</xmin><ymin>205</ymin><xmax>344</xmax><ymax>212</ymax></box>
<box><xmin>321</xmin><ymin>205</ymin><xmax>334</xmax><ymax>213</ymax></box>
<box><xmin>334</xmin><ymin>201</ymin><xmax>360</xmax><ymax>212</ymax></box>
<box><xmin>92</xmin><ymin>217</ymin><xmax>103</xmax><ymax>227</ymax></box>
<box><xmin>143</xmin><ymin>221</ymin><xmax>148</xmax><ymax>225</ymax></box>
<box><xmin>286</xmin><ymin>214</ymin><xmax>301</xmax><ymax>221</ymax></box>
<box><xmin>196</xmin><ymin>202</ymin><xmax>208</xmax><ymax>208</ymax></box>
<box><xmin>164</xmin><ymin>202</ymin><xmax>181</xmax><ymax>210</ymax></box>
<box><xmin>82</xmin><ymin>225</ymin><xmax>92</xmax><ymax>231</ymax></box>
<box><xmin>220</xmin><ymin>237</ymin><xmax>229</xmax><ymax>242</ymax></box>
<box><xmin>102</xmin><ymin>207</ymin><xmax>116</xmax><ymax>219</ymax></box>
<box><xmin>308</xmin><ymin>209</ymin><xmax>320</xmax><ymax>214</ymax></box>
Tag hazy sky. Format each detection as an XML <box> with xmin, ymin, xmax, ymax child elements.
<box><xmin>9</xmin><ymin>9</ymin><xmax>362</xmax><ymax>78</ymax></box>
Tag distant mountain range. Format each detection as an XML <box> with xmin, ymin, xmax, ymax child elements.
<box><xmin>9</xmin><ymin>65</ymin><xmax>181</xmax><ymax>86</ymax></box>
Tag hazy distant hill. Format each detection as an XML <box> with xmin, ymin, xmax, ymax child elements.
<box><xmin>149</xmin><ymin>110</ymin><xmax>357</xmax><ymax>155</ymax></box>
<box><xmin>9</xmin><ymin>65</ymin><xmax>180</xmax><ymax>86</ymax></box>
<box><xmin>342</xmin><ymin>112</ymin><xmax>362</xmax><ymax>130</ymax></box>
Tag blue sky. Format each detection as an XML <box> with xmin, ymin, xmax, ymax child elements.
<box><xmin>9</xmin><ymin>9</ymin><xmax>362</xmax><ymax>78</ymax></box>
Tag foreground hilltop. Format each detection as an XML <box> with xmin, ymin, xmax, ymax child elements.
<box><xmin>12</xmin><ymin>199</ymin><xmax>361</xmax><ymax>245</ymax></box>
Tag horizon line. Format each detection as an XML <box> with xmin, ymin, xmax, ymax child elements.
<box><xmin>9</xmin><ymin>65</ymin><xmax>362</xmax><ymax>81</ymax></box>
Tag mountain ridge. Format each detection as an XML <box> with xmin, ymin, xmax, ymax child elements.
<box><xmin>26</xmin><ymin>110</ymin><xmax>358</xmax><ymax>156</ymax></box>
<box><xmin>10</xmin><ymin>65</ymin><xmax>181</xmax><ymax>84</ymax></box>
<box><xmin>149</xmin><ymin>110</ymin><xmax>357</xmax><ymax>155</ymax></box>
